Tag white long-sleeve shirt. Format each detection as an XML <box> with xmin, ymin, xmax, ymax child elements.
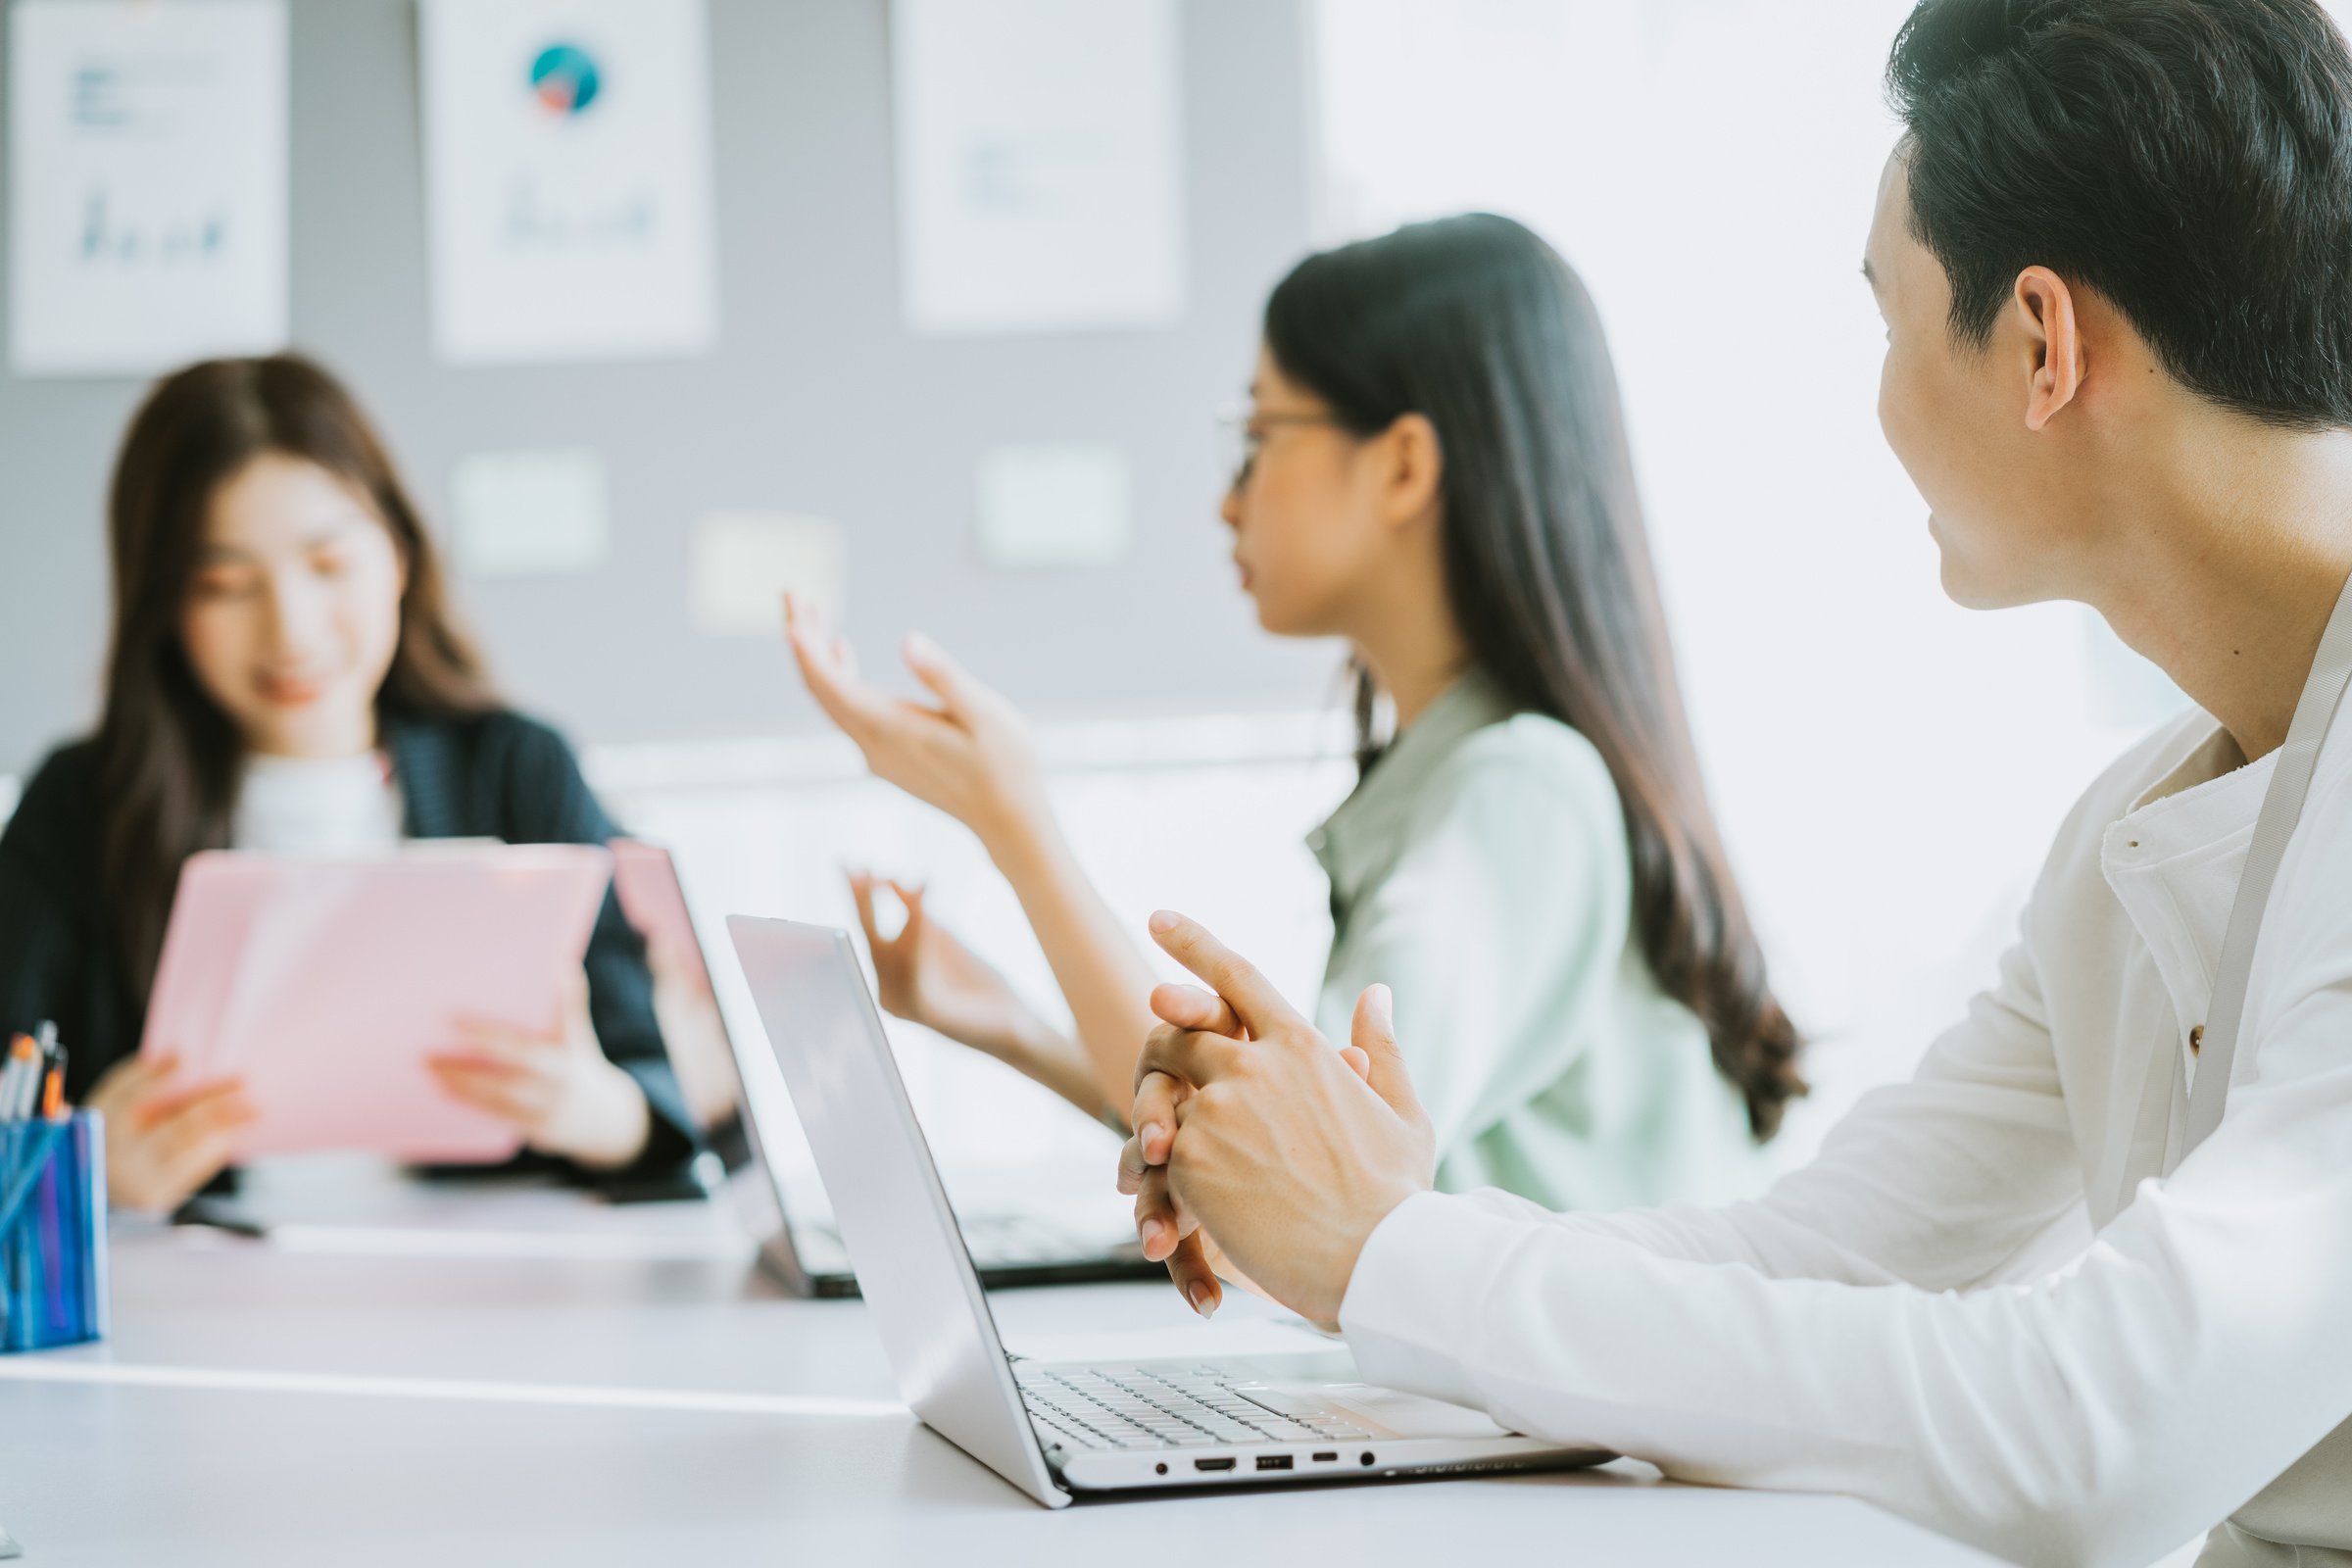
<box><xmin>1338</xmin><ymin>708</ymin><xmax>2352</xmax><ymax>1568</ymax></box>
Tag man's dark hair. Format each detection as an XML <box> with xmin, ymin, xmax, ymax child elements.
<box><xmin>1887</xmin><ymin>0</ymin><xmax>2352</xmax><ymax>429</ymax></box>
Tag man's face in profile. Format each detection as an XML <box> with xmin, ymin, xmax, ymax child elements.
<box><xmin>1866</xmin><ymin>149</ymin><xmax>2086</xmax><ymax>612</ymax></box>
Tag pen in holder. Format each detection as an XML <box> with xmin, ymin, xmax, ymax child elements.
<box><xmin>0</xmin><ymin>1111</ymin><xmax>108</xmax><ymax>1353</ymax></box>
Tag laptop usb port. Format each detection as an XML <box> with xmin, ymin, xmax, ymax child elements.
<box><xmin>1311</xmin><ymin>1451</ymin><xmax>1339</xmax><ymax>1463</ymax></box>
<box><xmin>1194</xmin><ymin>1457</ymin><xmax>1237</xmax><ymax>1472</ymax></box>
<box><xmin>1254</xmin><ymin>1455</ymin><xmax>1294</xmax><ymax>1472</ymax></box>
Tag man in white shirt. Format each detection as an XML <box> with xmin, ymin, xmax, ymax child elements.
<box><xmin>1116</xmin><ymin>2</ymin><xmax>2352</xmax><ymax>1565</ymax></box>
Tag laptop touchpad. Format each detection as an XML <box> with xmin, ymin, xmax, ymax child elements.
<box><xmin>1285</xmin><ymin>1382</ymin><xmax>1511</xmax><ymax>1440</ymax></box>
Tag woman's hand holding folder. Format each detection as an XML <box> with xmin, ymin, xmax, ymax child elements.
<box><xmin>83</xmin><ymin>1054</ymin><xmax>256</xmax><ymax>1213</ymax></box>
<box><xmin>426</xmin><ymin>972</ymin><xmax>652</xmax><ymax>1171</ymax></box>
<box><xmin>88</xmin><ymin>963</ymin><xmax>652</xmax><ymax>1204</ymax></box>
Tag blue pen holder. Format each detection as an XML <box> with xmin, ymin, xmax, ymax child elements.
<box><xmin>0</xmin><ymin>1112</ymin><xmax>108</xmax><ymax>1353</ymax></box>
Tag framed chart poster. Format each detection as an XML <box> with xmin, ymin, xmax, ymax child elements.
<box><xmin>418</xmin><ymin>0</ymin><xmax>719</xmax><ymax>365</ymax></box>
<box><xmin>7</xmin><ymin>0</ymin><xmax>289</xmax><ymax>377</ymax></box>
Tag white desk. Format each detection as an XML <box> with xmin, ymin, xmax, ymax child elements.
<box><xmin>0</xmin><ymin>1184</ymin><xmax>2002</xmax><ymax>1568</ymax></box>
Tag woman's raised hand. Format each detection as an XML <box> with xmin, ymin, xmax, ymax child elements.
<box><xmin>785</xmin><ymin>595</ymin><xmax>1050</xmax><ymax>857</ymax></box>
<box><xmin>852</xmin><ymin>871</ymin><xmax>1028</xmax><ymax>1060</ymax></box>
<box><xmin>849</xmin><ymin>870</ymin><xmax>1113</xmax><ymax>1119</ymax></box>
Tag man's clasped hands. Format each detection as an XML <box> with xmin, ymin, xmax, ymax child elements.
<box><xmin>1115</xmin><ymin>908</ymin><xmax>1439</xmax><ymax>1330</ymax></box>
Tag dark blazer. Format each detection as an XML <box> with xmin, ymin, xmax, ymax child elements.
<box><xmin>0</xmin><ymin>707</ymin><xmax>696</xmax><ymax>1183</ymax></box>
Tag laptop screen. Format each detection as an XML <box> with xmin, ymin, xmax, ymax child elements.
<box><xmin>723</xmin><ymin>914</ymin><xmax>1063</xmax><ymax>1504</ymax></box>
<box><xmin>610</xmin><ymin>840</ymin><xmax>827</xmax><ymax>1233</ymax></box>
<box><xmin>611</xmin><ymin>839</ymin><xmax>1140</xmax><ymax>1255</ymax></box>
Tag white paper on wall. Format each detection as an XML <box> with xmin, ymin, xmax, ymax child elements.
<box><xmin>450</xmin><ymin>447</ymin><xmax>611</xmax><ymax>578</ymax></box>
<box><xmin>7</xmin><ymin>0</ymin><xmax>289</xmax><ymax>377</ymax></box>
<box><xmin>891</xmin><ymin>0</ymin><xmax>1186</xmax><ymax>336</ymax></box>
<box><xmin>974</xmin><ymin>444</ymin><xmax>1133</xmax><ymax>569</ymax></box>
<box><xmin>418</xmin><ymin>0</ymin><xmax>718</xmax><ymax>365</ymax></box>
<box><xmin>689</xmin><ymin>513</ymin><xmax>848</xmax><ymax>638</ymax></box>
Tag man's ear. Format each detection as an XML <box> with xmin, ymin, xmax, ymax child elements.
<box><xmin>1379</xmin><ymin>412</ymin><xmax>1445</xmax><ymax>527</ymax></box>
<box><xmin>2014</xmin><ymin>266</ymin><xmax>2084</xmax><ymax>432</ymax></box>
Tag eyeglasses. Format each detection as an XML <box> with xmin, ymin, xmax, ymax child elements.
<box><xmin>1213</xmin><ymin>403</ymin><xmax>1348</xmax><ymax>495</ymax></box>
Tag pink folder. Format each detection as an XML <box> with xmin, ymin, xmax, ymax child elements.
<box><xmin>139</xmin><ymin>844</ymin><xmax>615</xmax><ymax>1162</ymax></box>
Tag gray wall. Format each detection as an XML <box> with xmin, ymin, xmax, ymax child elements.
<box><xmin>0</xmin><ymin>0</ymin><xmax>1337</xmax><ymax>779</ymax></box>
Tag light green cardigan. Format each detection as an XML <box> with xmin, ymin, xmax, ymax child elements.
<box><xmin>1308</xmin><ymin>670</ymin><xmax>1769</xmax><ymax>1212</ymax></box>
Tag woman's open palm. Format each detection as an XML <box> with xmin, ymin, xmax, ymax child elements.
<box><xmin>786</xmin><ymin>597</ymin><xmax>1047</xmax><ymax>852</ymax></box>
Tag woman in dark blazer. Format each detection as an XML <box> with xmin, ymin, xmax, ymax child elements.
<box><xmin>0</xmin><ymin>356</ymin><xmax>694</xmax><ymax>1211</ymax></box>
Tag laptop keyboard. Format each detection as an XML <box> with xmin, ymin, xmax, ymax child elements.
<box><xmin>1015</xmin><ymin>1364</ymin><xmax>1374</xmax><ymax>1451</ymax></box>
<box><xmin>960</xmin><ymin>1213</ymin><xmax>1115</xmax><ymax>1267</ymax></box>
<box><xmin>808</xmin><ymin>1213</ymin><xmax>1122</xmax><ymax>1269</ymax></box>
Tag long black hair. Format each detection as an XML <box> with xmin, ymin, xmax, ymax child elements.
<box><xmin>1263</xmin><ymin>214</ymin><xmax>1804</xmax><ymax>1139</ymax></box>
<box><xmin>96</xmin><ymin>355</ymin><xmax>497</xmax><ymax>995</ymax></box>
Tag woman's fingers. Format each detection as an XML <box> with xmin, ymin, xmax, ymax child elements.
<box><xmin>889</xmin><ymin>880</ymin><xmax>927</xmax><ymax>933</ymax></box>
<box><xmin>851</xmin><ymin>871</ymin><xmax>932</xmax><ymax>947</ymax></box>
<box><xmin>784</xmin><ymin>595</ymin><xmax>847</xmax><ymax>688</ymax></box>
<box><xmin>144</xmin><ymin>1084</ymin><xmax>256</xmax><ymax>1175</ymax></box>
<box><xmin>847</xmin><ymin>868</ymin><xmax>884</xmax><ymax>945</ymax></box>
<box><xmin>901</xmin><ymin>632</ymin><xmax>983</xmax><ymax>721</ymax></box>
<box><xmin>427</xmin><ymin>1057</ymin><xmax>547</xmax><ymax>1125</ymax></box>
<box><xmin>87</xmin><ymin>1053</ymin><xmax>178</xmax><ymax>1117</ymax></box>
<box><xmin>786</xmin><ymin>603</ymin><xmax>905</xmax><ymax>746</ymax></box>
<box><xmin>562</xmin><ymin>965</ymin><xmax>593</xmax><ymax>1023</ymax></box>
<box><xmin>446</xmin><ymin>1014</ymin><xmax>564</xmax><ymax>1066</ymax></box>
<box><xmin>447</xmin><ymin>1012</ymin><xmax>527</xmax><ymax>1046</ymax></box>
<box><xmin>425</xmin><ymin>1049</ymin><xmax>528</xmax><ymax>1081</ymax></box>
<box><xmin>134</xmin><ymin>1074</ymin><xmax>249</xmax><ymax>1132</ymax></box>
<box><xmin>436</xmin><ymin>1036</ymin><xmax>539</xmax><ymax>1074</ymax></box>
<box><xmin>784</xmin><ymin>591</ymin><xmax>851</xmax><ymax>667</ymax></box>
<box><xmin>790</xmin><ymin>605</ymin><xmax>991</xmax><ymax>771</ymax></box>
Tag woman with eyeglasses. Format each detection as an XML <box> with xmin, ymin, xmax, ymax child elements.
<box><xmin>787</xmin><ymin>214</ymin><xmax>1797</xmax><ymax>1241</ymax></box>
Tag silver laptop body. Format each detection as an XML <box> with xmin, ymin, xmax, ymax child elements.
<box><xmin>614</xmin><ymin>845</ymin><xmax>1157</xmax><ymax>1295</ymax></box>
<box><xmin>726</xmin><ymin>914</ymin><xmax>1613</xmax><ymax>1500</ymax></box>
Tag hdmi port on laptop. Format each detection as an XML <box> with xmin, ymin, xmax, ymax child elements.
<box><xmin>1193</xmin><ymin>1457</ymin><xmax>1237</xmax><ymax>1472</ymax></box>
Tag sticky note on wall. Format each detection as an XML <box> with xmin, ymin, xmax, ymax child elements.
<box><xmin>450</xmin><ymin>447</ymin><xmax>610</xmax><ymax>578</ymax></box>
<box><xmin>690</xmin><ymin>512</ymin><xmax>848</xmax><ymax>637</ymax></box>
<box><xmin>974</xmin><ymin>443</ymin><xmax>1132</xmax><ymax>569</ymax></box>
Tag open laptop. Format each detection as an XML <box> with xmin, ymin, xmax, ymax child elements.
<box><xmin>610</xmin><ymin>844</ymin><xmax>1161</xmax><ymax>1295</ymax></box>
<box><xmin>726</xmin><ymin>913</ymin><xmax>1613</xmax><ymax>1499</ymax></box>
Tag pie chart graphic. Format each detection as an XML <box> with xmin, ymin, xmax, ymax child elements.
<box><xmin>529</xmin><ymin>42</ymin><xmax>600</xmax><ymax>115</ymax></box>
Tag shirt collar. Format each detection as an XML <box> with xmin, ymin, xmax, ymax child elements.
<box><xmin>2110</xmin><ymin>712</ymin><xmax>2273</xmax><ymax>865</ymax></box>
<box><xmin>1307</xmin><ymin>667</ymin><xmax>1516</xmax><ymax>900</ymax></box>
